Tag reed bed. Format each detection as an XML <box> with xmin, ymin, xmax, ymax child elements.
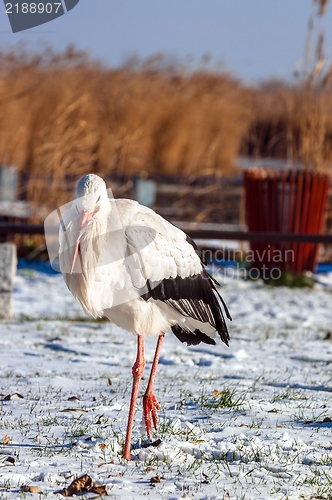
<box><xmin>0</xmin><ymin>46</ymin><xmax>331</xmax><ymax>221</ymax></box>
<box><xmin>242</xmin><ymin>79</ymin><xmax>332</xmax><ymax>171</ymax></box>
<box><xmin>0</xmin><ymin>47</ymin><xmax>250</xmax><ymax>212</ymax></box>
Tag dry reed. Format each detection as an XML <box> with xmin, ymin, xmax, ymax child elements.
<box><xmin>0</xmin><ymin>47</ymin><xmax>251</xmax><ymax>214</ymax></box>
<box><xmin>242</xmin><ymin>0</ymin><xmax>332</xmax><ymax>172</ymax></box>
<box><xmin>0</xmin><ymin>44</ymin><xmax>331</xmax><ymax>226</ymax></box>
<box><xmin>241</xmin><ymin>79</ymin><xmax>332</xmax><ymax>171</ymax></box>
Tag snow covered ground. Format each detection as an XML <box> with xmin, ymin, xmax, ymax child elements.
<box><xmin>1</xmin><ymin>267</ymin><xmax>332</xmax><ymax>499</ymax></box>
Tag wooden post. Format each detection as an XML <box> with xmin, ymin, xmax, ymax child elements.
<box><xmin>0</xmin><ymin>243</ymin><xmax>17</xmax><ymax>318</ymax></box>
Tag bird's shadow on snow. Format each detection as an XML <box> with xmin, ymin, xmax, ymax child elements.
<box><xmin>290</xmin><ymin>355</ymin><xmax>332</xmax><ymax>365</ymax></box>
<box><xmin>223</xmin><ymin>374</ymin><xmax>332</xmax><ymax>393</ymax></box>
<box><xmin>301</xmin><ymin>420</ymin><xmax>332</xmax><ymax>428</ymax></box>
<box><xmin>42</xmin><ymin>342</ymin><xmax>90</xmax><ymax>356</ymax></box>
<box><xmin>189</xmin><ymin>346</ymin><xmax>234</xmax><ymax>359</ymax></box>
<box><xmin>158</xmin><ymin>348</ymin><xmax>233</xmax><ymax>366</ymax></box>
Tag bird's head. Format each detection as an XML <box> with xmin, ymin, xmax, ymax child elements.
<box><xmin>70</xmin><ymin>174</ymin><xmax>108</xmax><ymax>274</ymax></box>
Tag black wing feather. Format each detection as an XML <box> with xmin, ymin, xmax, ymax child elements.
<box><xmin>171</xmin><ymin>325</ymin><xmax>216</xmax><ymax>346</ymax></box>
<box><xmin>142</xmin><ymin>270</ymin><xmax>231</xmax><ymax>346</ymax></box>
<box><xmin>185</xmin><ymin>235</ymin><xmax>207</xmax><ymax>265</ymax></box>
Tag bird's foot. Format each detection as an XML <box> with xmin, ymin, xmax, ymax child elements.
<box><xmin>143</xmin><ymin>392</ymin><xmax>160</xmax><ymax>439</ymax></box>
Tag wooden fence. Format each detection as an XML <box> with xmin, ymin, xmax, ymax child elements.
<box><xmin>1</xmin><ymin>173</ymin><xmax>332</xmax><ymax>262</ymax></box>
<box><xmin>1</xmin><ymin>222</ymin><xmax>332</xmax><ymax>244</ymax></box>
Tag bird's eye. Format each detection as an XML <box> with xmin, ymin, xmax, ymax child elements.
<box><xmin>96</xmin><ymin>195</ymin><xmax>101</xmax><ymax>203</ymax></box>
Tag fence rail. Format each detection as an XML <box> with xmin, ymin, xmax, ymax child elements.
<box><xmin>1</xmin><ymin>222</ymin><xmax>332</xmax><ymax>244</ymax></box>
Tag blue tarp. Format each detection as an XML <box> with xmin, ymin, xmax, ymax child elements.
<box><xmin>17</xmin><ymin>258</ymin><xmax>332</xmax><ymax>275</ymax></box>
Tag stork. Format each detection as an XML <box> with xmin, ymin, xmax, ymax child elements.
<box><xmin>58</xmin><ymin>174</ymin><xmax>231</xmax><ymax>460</ymax></box>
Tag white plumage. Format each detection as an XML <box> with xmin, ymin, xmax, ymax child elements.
<box><xmin>58</xmin><ymin>174</ymin><xmax>231</xmax><ymax>460</ymax></box>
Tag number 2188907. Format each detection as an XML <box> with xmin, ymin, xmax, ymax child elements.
<box><xmin>6</xmin><ymin>3</ymin><xmax>62</xmax><ymax>14</ymax></box>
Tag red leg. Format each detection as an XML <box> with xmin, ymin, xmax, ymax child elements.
<box><xmin>143</xmin><ymin>334</ymin><xmax>164</xmax><ymax>440</ymax></box>
<box><xmin>123</xmin><ymin>335</ymin><xmax>146</xmax><ymax>461</ymax></box>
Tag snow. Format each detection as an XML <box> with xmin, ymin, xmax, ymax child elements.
<box><xmin>1</xmin><ymin>267</ymin><xmax>332</xmax><ymax>499</ymax></box>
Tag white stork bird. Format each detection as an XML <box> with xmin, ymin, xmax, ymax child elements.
<box><xmin>58</xmin><ymin>174</ymin><xmax>231</xmax><ymax>461</ymax></box>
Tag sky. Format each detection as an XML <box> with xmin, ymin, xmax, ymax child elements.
<box><xmin>0</xmin><ymin>0</ymin><xmax>332</xmax><ymax>83</ymax></box>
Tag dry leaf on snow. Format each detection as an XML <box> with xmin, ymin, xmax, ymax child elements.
<box><xmin>141</xmin><ymin>439</ymin><xmax>161</xmax><ymax>449</ymax></box>
<box><xmin>21</xmin><ymin>485</ymin><xmax>42</xmax><ymax>493</ymax></box>
<box><xmin>3</xmin><ymin>435</ymin><xmax>11</xmax><ymax>445</ymax></box>
<box><xmin>56</xmin><ymin>474</ymin><xmax>107</xmax><ymax>497</ymax></box>
<box><xmin>2</xmin><ymin>393</ymin><xmax>24</xmax><ymax>401</ymax></box>
<box><xmin>60</xmin><ymin>408</ymin><xmax>87</xmax><ymax>413</ymax></box>
<box><xmin>212</xmin><ymin>390</ymin><xmax>226</xmax><ymax>396</ymax></box>
<box><xmin>304</xmin><ymin>416</ymin><xmax>332</xmax><ymax>425</ymax></box>
<box><xmin>97</xmin><ymin>461</ymin><xmax>114</xmax><ymax>468</ymax></box>
<box><xmin>150</xmin><ymin>475</ymin><xmax>162</xmax><ymax>485</ymax></box>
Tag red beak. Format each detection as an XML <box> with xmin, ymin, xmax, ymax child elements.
<box><xmin>70</xmin><ymin>211</ymin><xmax>93</xmax><ymax>274</ymax></box>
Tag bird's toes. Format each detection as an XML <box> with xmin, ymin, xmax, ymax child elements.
<box><xmin>151</xmin><ymin>406</ymin><xmax>158</xmax><ymax>430</ymax></box>
<box><xmin>143</xmin><ymin>393</ymin><xmax>160</xmax><ymax>437</ymax></box>
<box><xmin>143</xmin><ymin>411</ymin><xmax>153</xmax><ymax>439</ymax></box>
